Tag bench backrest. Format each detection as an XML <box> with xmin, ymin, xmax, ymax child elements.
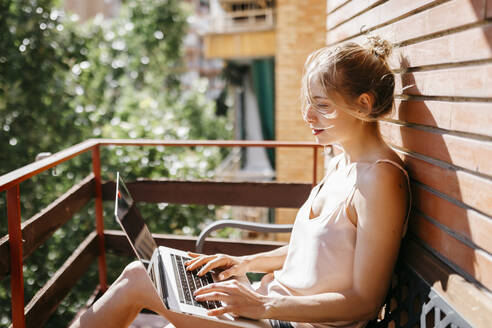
<box><xmin>369</xmin><ymin>254</ymin><xmax>473</xmax><ymax>328</ymax></box>
<box><xmin>324</xmin><ymin>1</ymin><xmax>492</xmax><ymax>327</ymax></box>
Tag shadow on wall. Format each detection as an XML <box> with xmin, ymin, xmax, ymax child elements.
<box><xmin>394</xmin><ymin>46</ymin><xmax>492</xmax><ymax>301</ymax></box>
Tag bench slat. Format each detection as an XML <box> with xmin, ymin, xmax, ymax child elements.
<box><xmin>326</xmin><ymin>0</ymin><xmax>382</xmax><ymax>30</ymax></box>
<box><xmin>414</xmin><ymin>185</ymin><xmax>492</xmax><ymax>254</ymax></box>
<box><xmin>389</xmin><ymin>100</ymin><xmax>492</xmax><ymax>138</ymax></box>
<box><xmin>395</xmin><ymin>64</ymin><xmax>492</xmax><ymax>98</ymax></box>
<box><xmin>402</xmin><ymin>154</ymin><xmax>492</xmax><ymax>217</ymax></box>
<box><xmin>327</xmin><ymin>0</ymin><xmax>485</xmax><ymax>45</ymax></box>
<box><xmin>402</xmin><ymin>239</ymin><xmax>492</xmax><ymax>327</ymax></box>
<box><xmin>388</xmin><ymin>25</ymin><xmax>492</xmax><ymax>69</ymax></box>
<box><xmin>380</xmin><ymin>121</ymin><xmax>492</xmax><ymax>176</ymax></box>
<box><xmin>327</xmin><ymin>0</ymin><xmax>350</xmax><ymax>14</ymax></box>
<box><xmin>410</xmin><ymin>213</ymin><xmax>492</xmax><ymax>290</ymax></box>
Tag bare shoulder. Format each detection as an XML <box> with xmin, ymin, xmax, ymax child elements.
<box><xmin>357</xmin><ymin>154</ymin><xmax>407</xmax><ymax>193</ymax></box>
<box><xmin>368</xmin><ymin>161</ymin><xmax>406</xmax><ymax>188</ymax></box>
<box><xmin>353</xmin><ymin>157</ymin><xmax>409</xmax><ymax>226</ymax></box>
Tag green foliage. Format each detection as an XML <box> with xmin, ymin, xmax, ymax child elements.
<box><xmin>0</xmin><ymin>0</ymin><xmax>232</xmax><ymax>327</ymax></box>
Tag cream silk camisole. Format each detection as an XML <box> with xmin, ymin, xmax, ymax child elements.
<box><xmin>253</xmin><ymin>153</ymin><xmax>411</xmax><ymax>328</ymax></box>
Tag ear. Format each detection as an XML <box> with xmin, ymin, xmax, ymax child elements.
<box><xmin>356</xmin><ymin>93</ymin><xmax>374</xmax><ymax>115</ymax></box>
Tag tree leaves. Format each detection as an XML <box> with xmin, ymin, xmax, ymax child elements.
<box><xmin>0</xmin><ymin>0</ymin><xmax>231</xmax><ymax>326</ymax></box>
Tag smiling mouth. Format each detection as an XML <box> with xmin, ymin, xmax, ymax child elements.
<box><xmin>312</xmin><ymin>128</ymin><xmax>325</xmax><ymax>136</ymax></box>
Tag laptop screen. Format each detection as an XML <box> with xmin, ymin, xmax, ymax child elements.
<box><xmin>114</xmin><ymin>172</ymin><xmax>157</xmax><ymax>262</ymax></box>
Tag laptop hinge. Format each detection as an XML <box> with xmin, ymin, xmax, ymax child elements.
<box><xmin>157</xmin><ymin>248</ymin><xmax>170</xmax><ymax>308</ymax></box>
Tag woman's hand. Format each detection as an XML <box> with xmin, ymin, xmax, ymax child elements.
<box><xmin>194</xmin><ymin>279</ymin><xmax>272</xmax><ymax>319</ymax></box>
<box><xmin>185</xmin><ymin>252</ymin><xmax>250</xmax><ymax>281</ymax></box>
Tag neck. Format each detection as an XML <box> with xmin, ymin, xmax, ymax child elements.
<box><xmin>338</xmin><ymin>122</ymin><xmax>385</xmax><ymax>163</ymax></box>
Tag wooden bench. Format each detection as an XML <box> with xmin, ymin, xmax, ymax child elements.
<box><xmin>368</xmin><ymin>241</ymin><xmax>474</xmax><ymax>328</ymax></box>
<box><xmin>197</xmin><ymin>221</ymin><xmax>476</xmax><ymax>328</ymax></box>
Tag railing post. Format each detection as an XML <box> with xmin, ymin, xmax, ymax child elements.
<box><xmin>7</xmin><ymin>185</ymin><xmax>25</xmax><ymax>328</ymax></box>
<box><xmin>92</xmin><ymin>145</ymin><xmax>108</xmax><ymax>292</ymax></box>
<box><xmin>312</xmin><ymin>146</ymin><xmax>318</xmax><ymax>187</ymax></box>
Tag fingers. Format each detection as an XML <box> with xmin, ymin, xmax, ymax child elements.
<box><xmin>197</xmin><ymin>257</ymin><xmax>229</xmax><ymax>276</ymax></box>
<box><xmin>194</xmin><ymin>288</ymin><xmax>237</xmax><ymax>317</ymax></box>
<box><xmin>187</xmin><ymin>251</ymin><xmax>202</xmax><ymax>258</ymax></box>
<box><xmin>194</xmin><ymin>281</ymin><xmax>266</xmax><ymax>320</ymax></box>
<box><xmin>217</xmin><ymin>267</ymin><xmax>237</xmax><ymax>280</ymax></box>
<box><xmin>186</xmin><ymin>253</ymin><xmax>236</xmax><ymax>277</ymax></box>
<box><xmin>185</xmin><ymin>255</ymin><xmax>216</xmax><ymax>272</ymax></box>
<box><xmin>194</xmin><ymin>283</ymin><xmax>219</xmax><ymax>296</ymax></box>
<box><xmin>206</xmin><ymin>305</ymin><xmax>234</xmax><ymax>317</ymax></box>
<box><xmin>194</xmin><ymin>280</ymin><xmax>240</xmax><ymax>296</ymax></box>
<box><xmin>195</xmin><ymin>291</ymin><xmax>229</xmax><ymax>303</ymax></box>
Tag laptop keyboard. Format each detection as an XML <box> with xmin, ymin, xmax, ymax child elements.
<box><xmin>171</xmin><ymin>254</ymin><xmax>222</xmax><ymax>310</ymax></box>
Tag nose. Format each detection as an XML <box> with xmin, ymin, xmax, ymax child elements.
<box><xmin>304</xmin><ymin>104</ymin><xmax>317</xmax><ymax>123</ymax></box>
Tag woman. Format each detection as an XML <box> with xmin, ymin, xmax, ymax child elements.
<box><xmin>71</xmin><ymin>36</ymin><xmax>410</xmax><ymax>328</ymax></box>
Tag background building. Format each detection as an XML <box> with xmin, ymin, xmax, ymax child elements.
<box><xmin>205</xmin><ymin>0</ymin><xmax>327</xmax><ymax>238</ymax></box>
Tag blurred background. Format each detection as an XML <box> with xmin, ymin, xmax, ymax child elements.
<box><xmin>0</xmin><ymin>0</ymin><xmax>326</xmax><ymax>326</ymax></box>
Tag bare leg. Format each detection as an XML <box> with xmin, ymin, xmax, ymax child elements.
<box><xmin>70</xmin><ymin>261</ymin><xmax>168</xmax><ymax>328</ymax></box>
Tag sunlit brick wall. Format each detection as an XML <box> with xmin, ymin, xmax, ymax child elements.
<box><xmin>274</xmin><ymin>0</ymin><xmax>327</xmax><ymax>238</ymax></box>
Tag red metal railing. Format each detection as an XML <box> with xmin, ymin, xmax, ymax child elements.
<box><xmin>0</xmin><ymin>138</ymin><xmax>321</xmax><ymax>328</ymax></box>
<box><xmin>91</xmin><ymin>145</ymin><xmax>108</xmax><ymax>292</ymax></box>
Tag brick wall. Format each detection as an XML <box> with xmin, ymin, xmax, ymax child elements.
<box><xmin>326</xmin><ymin>0</ymin><xmax>492</xmax><ymax>325</ymax></box>
<box><xmin>274</xmin><ymin>0</ymin><xmax>327</xmax><ymax>235</ymax></box>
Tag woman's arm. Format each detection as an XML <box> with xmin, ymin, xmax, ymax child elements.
<box><xmin>186</xmin><ymin>245</ymin><xmax>289</xmax><ymax>280</ymax></box>
<box><xmin>195</xmin><ymin>163</ymin><xmax>409</xmax><ymax>322</ymax></box>
<box><xmin>195</xmin><ymin>282</ymin><xmax>378</xmax><ymax>322</ymax></box>
<box><xmin>243</xmin><ymin>245</ymin><xmax>289</xmax><ymax>273</ymax></box>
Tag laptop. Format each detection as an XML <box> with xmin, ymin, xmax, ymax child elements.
<box><xmin>114</xmin><ymin>172</ymin><xmax>270</xmax><ymax>328</ymax></box>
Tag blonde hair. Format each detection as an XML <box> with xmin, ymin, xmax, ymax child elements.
<box><xmin>301</xmin><ymin>36</ymin><xmax>395</xmax><ymax>122</ymax></box>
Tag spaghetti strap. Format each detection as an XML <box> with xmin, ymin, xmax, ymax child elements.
<box><xmin>375</xmin><ymin>159</ymin><xmax>408</xmax><ymax>179</ymax></box>
<box><xmin>374</xmin><ymin>159</ymin><xmax>412</xmax><ymax>237</ymax></box>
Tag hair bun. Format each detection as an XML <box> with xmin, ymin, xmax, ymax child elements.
<box><xmin>366</xmin><ymin>36</ymin><xmax>392</xmax><ymax>61</ymax></box>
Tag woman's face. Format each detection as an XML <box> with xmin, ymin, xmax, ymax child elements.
<box><xmin>304</xmin><ymin>77</ymin><xmax>362</xmax><ymax>146</ymax></box>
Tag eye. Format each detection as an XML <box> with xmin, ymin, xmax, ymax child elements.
<box><xmin>316</xmin><ymin>103</ymin><xmax>332</xmax><ymax>113</ymax></box>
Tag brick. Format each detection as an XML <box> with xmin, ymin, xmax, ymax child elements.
<box><xmin>276</xmin><ymin>0</ymin><xmax>326</xmax><ymax>188</ymax></box>
<box><xmin>204</xmin><ymin>30</ymin><xmax>276</xmax><ymax>59</ymax></box>
<box><xmin>274</xmin><ymin>208</ymin><xmax>298</xmax><ymax>241</ymax></box>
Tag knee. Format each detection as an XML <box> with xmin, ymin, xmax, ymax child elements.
<box><xmin>117</xmin><ymin>261</ymin><xmax>163</xmax><ymax>309</ymax></box>
<box><xmin>121</xmin><ymin>261</ymin><xmax>148</xmax><ymax>283</ymax></box>
<box><xmin>122</xmin><ymin>261</ymin><xmax>147</xmax><ymax>276</ymax></box>
<box><xmin>117</xmin><ymin>261</ymin><xmax>149</xmax><ymax>295</ymax></box>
